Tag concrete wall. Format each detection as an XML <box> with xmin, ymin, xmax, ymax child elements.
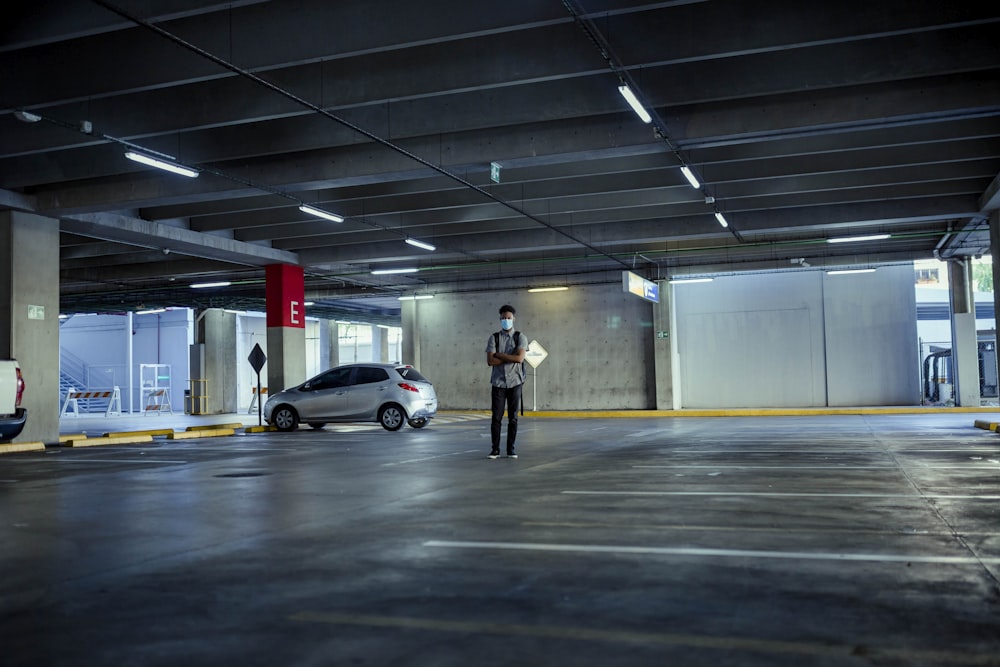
<box><xmin>403</xmin><ymin>284</ymin><xmax>655</xmax><ymax>410</ymax></box>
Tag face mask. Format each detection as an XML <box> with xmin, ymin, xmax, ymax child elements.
<box><xmin>500</xmin><ymin>318</ymin><xmax>514</xmax><ymax>331</ymax></box>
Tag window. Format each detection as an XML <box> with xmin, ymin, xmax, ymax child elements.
<box><xmin>354</xmin><ymin>367</ymin><xmax>389</xmax><ymax>385</ymax></box>
<box><xmin>396</xmin><ymin>366</ymin><xmax>429</xmax><ymax>383</ymax></box>
<box><xmin>307</xmin><ymin>367</ymin><xmax>352</xmax><ymax>391</ymax></box>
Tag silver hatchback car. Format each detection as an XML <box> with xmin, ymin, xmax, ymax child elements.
<box><xmin>263</xmin><ymin>363</ymin><xmax>438</xmax><ymax>431</ymax></box>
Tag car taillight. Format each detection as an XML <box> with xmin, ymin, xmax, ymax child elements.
<box><xmin>15</xmin><ymin>367</ymin><xmax>24</xmax><ymax>407</ymax></box>
<box><xmin>398</xmin><ymin>382</ymin><xmax>420</xmax><ymax>393</ymax></box>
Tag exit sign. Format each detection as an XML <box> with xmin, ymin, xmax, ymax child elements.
<box><xmin>490</xmin><ymin>161</ymin><xmax>501</xmax><ymax>183</ymax></box>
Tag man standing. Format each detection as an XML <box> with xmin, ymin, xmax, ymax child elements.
<box><xmin>485</xmin><ymin>304</ymin><xmax>528</xmax><ymax>459</ymax></box>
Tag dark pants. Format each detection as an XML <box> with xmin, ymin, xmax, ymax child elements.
<box><xmin>490</xmin><ymin>384</ymin><xmax>522</xmax><ymax>453</ymax></box>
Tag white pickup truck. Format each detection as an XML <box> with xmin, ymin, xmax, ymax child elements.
<box><xmin>0</xmin><ymin>360</ymin><xmax>27</xmax><ymax>441</ymax></box>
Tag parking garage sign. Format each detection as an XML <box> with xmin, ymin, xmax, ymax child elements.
<box><xmin>525</xmin><ymin>340</ymin><xmax>548</xmax><ymax>368</ymax></box>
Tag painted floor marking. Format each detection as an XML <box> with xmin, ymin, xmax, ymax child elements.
<box><xmin>563</xmin><ymin>490</ymin><xmax>1000</xmax><ymax>500</ymax></box>
<box><xmin>633</xmin><ymin>464</ymin><xmax>1000</xmax><ymax>470</ymax></box>
<box><xmin>288</xmin><ymin>610</ymin><xmax>995</xmax><ymax>664</ymax></box>
<box><xmin>523</xmin><ymin>520</ymin><xmax>1000</xmax><ymax>538</ymax></box>
<box><xmin>53</xmin><ymin>458</ymin><xmax>187</xmax><ymax>464</ymax></box>
<box><xmin>382</xmin><ymin>449</ymin><xmax>480</xmax><ymax>466</ymax></box>
<box><xmin>424</xmin><ymin>539</ymin><xmax>1000</xmax><ymax>564</ymax></box>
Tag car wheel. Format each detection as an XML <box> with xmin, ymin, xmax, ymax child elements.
<box><xmin>408</xmin><ymin>417</ymin><xmax>429</xmax><ymax>429</ymax></box>
<box><xmin>308</xmin><ymin>422</ymin><xmax>327</xmax><ymax>430</ymax></box>
<box><xmin>378</xmin><ymin>403</ymin><xmax>405</xmax><ymax>431</ymax></box>
<box><xmin>272</xmin><ymin>405</ymin><xmax>299</xmax><ymax>431</ymax></box>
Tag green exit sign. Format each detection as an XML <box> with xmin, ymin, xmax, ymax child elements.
<box><xmin>490</xmin><ymin>161</ymin><xmax>501</xmax><ymax>183</ymax></box>
<box><xmin>656</xmin><ymin>330</ymin><xmax>669</xmax><ymax>339</ymax></box>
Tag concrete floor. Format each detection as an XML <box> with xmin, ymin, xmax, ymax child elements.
<box><xmin>2</xmin><ymin>411</ymin><xmax>1000</xmax><ymax>666</ymax></box>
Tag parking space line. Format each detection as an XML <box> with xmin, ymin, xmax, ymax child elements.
<box><xmin>633</xmin><ymin>464</ymin><xmax>999</xmax><ymax>470</ymax></box>
<box><xmin>562</xmin><ymin>490</ymin><xmax>1000</xmax><ymax>500</ymax></box>
<box><xmin>424</xmin><ymin>539</ymin><xmax>1000</xmax><ymax>564</ymax></box>
<box><xmin>382</xmin><ymin>449</ymin><xmax>480</xmax><ymax>466</ymax></box>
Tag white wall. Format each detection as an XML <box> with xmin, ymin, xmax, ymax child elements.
<box><xmin>61</xmin><ymin>309</ymin><xmax>192</xmax><ymax>413</ymax></box>
<box><xmin>673</xmin><ymin>266</ymin><xmax>919</xmax><ymax>408</ymax></box>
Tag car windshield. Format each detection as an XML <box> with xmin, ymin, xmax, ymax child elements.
<box><xmin>396</xmin><ymin>366</ymin><xmax>430</xmax><ymax>384</ymax></box>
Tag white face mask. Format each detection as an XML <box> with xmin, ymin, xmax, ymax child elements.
<box><xmin>500</xmin><ymin>318</ymin><xmax>514</xmax><ymax>331</ymax></box>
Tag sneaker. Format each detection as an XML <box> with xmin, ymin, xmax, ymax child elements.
<box><xmin>507</xmin><ymin>453</ymin><xmax>517</xmax><ymax>459</ymax></box>
<box><xmin>488</xmin><ymin>452</ymin><xmax>500</xmax><ymax>459</ymax></box>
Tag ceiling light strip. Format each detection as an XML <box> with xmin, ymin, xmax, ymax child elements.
<box><xmin>299</xmin><ymin>204</ymin><xmax>344</xmax><ymax>223</ymax></box>
<box><xmin>405</xmin><ymin>238</ymin><xmax>436</xmax><ymax>251</ymax></box>
<box><xmin>124</xmin><ymin>151</ymin><xmax>199</xmax><ymax>178</ymax></box>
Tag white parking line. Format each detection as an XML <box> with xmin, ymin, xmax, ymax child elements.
<box><xmin>424</xmin><ymin>539</ymin><xmax>1000</xmax><ymax>564</ymax></box>
<box><xmin>562</xmin><ymin>490</ymin><xmax>1000</xmax><ymax>500</ymax></box>
<box><xmin>633</xmin><ymin>464</ymin><xmax>1000</xmax><ymax>470</ymax></box>
<box><xmin>382</xmin><ymin>449</ymin><xmax>480</xmax><ymax>466</ymax></box>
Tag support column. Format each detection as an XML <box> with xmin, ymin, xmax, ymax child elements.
<box><xmin>400</xmin><ymin>300</ymin><xmax>420</xmax><ymax>367</ymax></box>
<box><xmin>652</xmin><ymin>280</ymin><xmax>674</xmax><ymax>410</ymax></box>
<box><xmin>991</xmin><ymin>211</ymin><xmax>1000</xmax><ymax>401</ymax></box>
<box><xmin>265</xmin><ymin>264</ymin><xmax>306</xmax><ymax>393</ymax></box>
<box><xmin>949</xmin><ymin>259</ymin><xmax>980</xmax><ymax>407</ymax></box>
<box><xmin>0</xmin><ymin>211</ymin><xmax>60</xmax><ymax>442</ymax></box>
<box><xmin>191</xmin><ymin>308</ymin><xmax>238</xmax><ymax>414</ymax></box>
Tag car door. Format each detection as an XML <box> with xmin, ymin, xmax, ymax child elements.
<box><xmin>293</xmin><ymin>367</ymin><xmax>355</xmax><ymax>421</ymax></box>
<box><xmin>346</xmin><ymin>366</ymin><xmax>392</xmax><ymax>419</ymax></box>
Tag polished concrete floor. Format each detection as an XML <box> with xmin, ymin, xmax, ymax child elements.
<box><xmin>2</xmin><ymin>412</ymin><xmax>1000</xmax><ymax>666</ymax></box>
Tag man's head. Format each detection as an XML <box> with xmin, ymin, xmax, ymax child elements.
<box><xmin>499</xmin><ymin>305</ymin><xmax>515</xmax><ymax>331</ymax></box>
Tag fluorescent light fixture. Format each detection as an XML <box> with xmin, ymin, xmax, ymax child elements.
<box><xmin>124</xmin><ymin>151</ymin><xmax>199</xmax><ymax>178</ymax></box>
<box><xmin>398</xmin><ymin>295</ymin><xmax>434</xmax><ymax>301</ymax></box>
<box><xmin>303</xmin><ymin>301</ymin><xmax>315</xmax><ymax>306</ymax></box>
<box><xmin>617</xmin><ymin>85</ymin><xmax>652</xmax><ymax>124</ymax></box>
<box><xmin>527</xmin><ymin>286</ymin><xmax>569</xmax><ymax>293</ymax></box>
<box><xmin>405</xmin><ymin>238</ymin><xmax>436</xmax><ymax>251</ymax></box>
<box><xmin>715</xmin><ymin>212</ymin><xmax>729</xmax><ymax>228</ymax></box>
<box><xmin>376</xmin><ymin>324</ymin><xmax>392</xmax><ymax>330</ymax></box>
<box><xmin>136</xmin><ymin>308</ymin><xmax>166</xmax><ymax>315</ymax></box>
<box><xmin>14</xmin><ymin>110</ymin><xmax>42</xmax><ymax>123</ymax></box>
<box><xmin>190</xmin><ymin>281</ymin><xmax>231</xmax><ymax>289</ymax></box>
<box><xmin>679</xmin><ymin>166</ymin><xmax>700</xmax><ymax>189</ymax></box>
<box><xmin>827</xmin><ymin>234</ymin><xmax>890</xmax><ymax>244</ymax></box>
<box><xmin>827</xmin><ymin>268</ymin><xmax>876</xmax><ymax>275</ymax></box>
<box><xmin>669</xmin><ymin>277</ymin><xmax>713</xmax><ymax>284</ymax></box>
<box><xmin>371</xmin><ymin>267</ymin><xmax>418</xmax><ymax>275</ymax></box>
<box><xmin>298</xmin><ymin>204</ymin><xmax>344</xmax><ymax>223</ymax></box>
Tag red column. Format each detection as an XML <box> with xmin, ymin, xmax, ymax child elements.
<box><xmin>265</xmin><ymin>264</ymin><xmax>305</xmax><ymax>329</ymax></box>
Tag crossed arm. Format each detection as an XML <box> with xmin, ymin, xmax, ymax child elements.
<box><xmin>487</xmin><ymin>346</ymin><xmax>526</xmax><ymax>366</ymax></box>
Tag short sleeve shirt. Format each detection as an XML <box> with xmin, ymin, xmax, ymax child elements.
<box><xmin>486</xmin><ymin>330</ymin><xmax>528</xmax><ymax>387</ymax></box>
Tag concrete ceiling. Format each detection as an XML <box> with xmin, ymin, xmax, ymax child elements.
<box><xmin>2</xmin><ymin>0</ymin><xmax>999</xmax><ymax>322</ymax></box>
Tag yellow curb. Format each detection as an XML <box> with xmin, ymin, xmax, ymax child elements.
<box><xmin>59</xmin><ymin>434</ymin><xmax>86</xmax><ymax>442</ymax></box>
<box><xmin>0</xmin><ymin>441</ymin><xmax>46</xmax><ymax>454</ymax></box>
<box><xmin>185</xmin><ymin>423</ymin><xmax>243</xmax><ymax>432</ymax></box>
<box><xmin>973</xmin><ymin>420</ymin><xmax>999</xmax><ymax>431</ymax></box>
<box><xmin>66</xmin><ymin>435</ymin><xmax>154</xmax><ymax>447</ymax></box>
<box><xmin>245</xmin><ymin>425</ymin><xmax>277</xmax><ymax>433</ymax></box>
<box><xmin>103</xmin><ymin>429</ymin><xmax>174</xmax><ymax>438</ymax></box>
<box><xmin>167</xmin><ymin>428</ymin><xmax>235</xmax><ymax>440</ymax></box>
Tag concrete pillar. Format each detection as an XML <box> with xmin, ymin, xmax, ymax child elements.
<box><xmin>374</xmin><ymin>325</ymin><xmax>389</xmax><ymax>362</ymax></box>
<box><xmin>0</xmin><ymin>211</ymin><xmax>60</xmax><ymax>443</ymax></box>
<box><xmin>192</xmin><ymin>309</ymin><xmax>238</xmax><ymax>414</ymax></box>
<box><xmin>652</xmin><ymin>280</ymin><xmax>674</xmax><ymax>410</ymax></box>
<box><xmin>949</xmin><ymin>259</ymin><xmax>980</xmax><ymax>407</ymax></box>
<box><xmin>265</xmin><ymin>264</ymin><xmax>306</xmax><ymax>393</ymax></box>
<box><xmin>400</xmin><ymin>300</ymin><xmax>420</xmax><ymax>367</ymax></box>
<box><xmin>327</xmin><ymin>321</ymin><xmax>340</xmax><ymax>368</ymax></box>
<box><xmin>991</xmin><ymin>211</ymin><xmax>1000</xmax><ymax>399</ymax></box>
